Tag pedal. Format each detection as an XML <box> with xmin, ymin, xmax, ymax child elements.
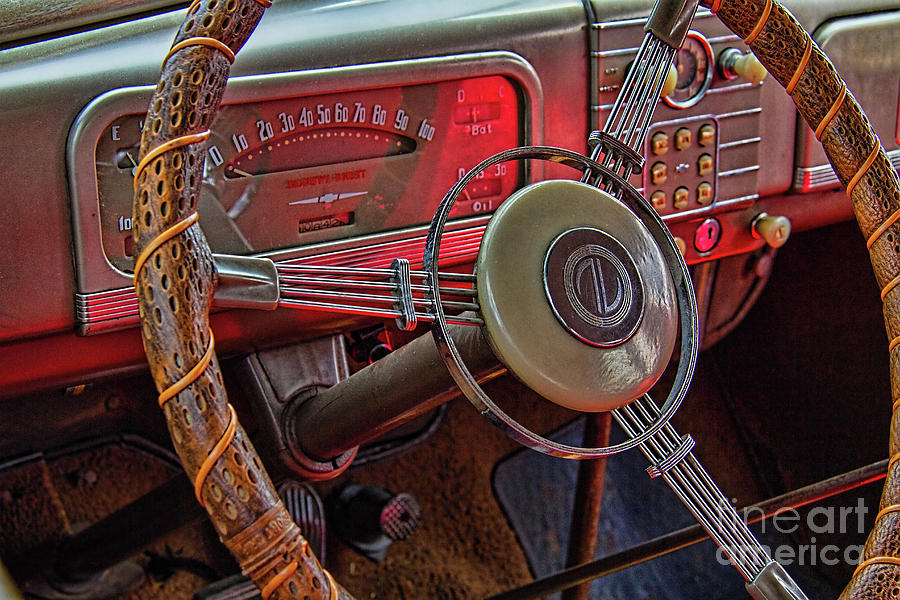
<box><xmin>331</xmin><ymin>484</ymin><xmax>421</xmax><ymax>562</ymax></box>
<box><xmin>193</xmin><ymin>481</ymin><xmax>326</xmax><ymax>600</ymax></box>
<box><xmin>278</xmin><ymin>480</ymin><xmax>326</xmax><ymax>560</ymax></box>
<box><xmin>192</xmin><ymin>574</ymin><xmax>258</xmax><ymax>600</ymax></box>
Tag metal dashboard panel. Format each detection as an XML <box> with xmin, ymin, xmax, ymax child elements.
<box><xmin>591</xmin><ymin>9</ymin><xmax>770</xmax><ymax>262</ymax></box>
<box><xmin>793</xmin><ymin>10</ymin><xmax>900</xmax><ymax>192</ymax></box>
<box><xmin>1</xmin><ymin>0</ymin><xmax>896</xmax><ymax>394</ymax></box>
<box><xmin>69</xmin><ymin>53</ymin><xmax>543</xmax><ymax>334</ymax></box>
<box><xmin>0</xmin><ymin>0</ymin><xmax>587</xmax><ymax>344</ymax></box>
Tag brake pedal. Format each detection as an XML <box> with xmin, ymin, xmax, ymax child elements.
<box><xmin>193</xmin><ymin>481</ymin><xmax>326</xmax><ymax>600</ymax></box>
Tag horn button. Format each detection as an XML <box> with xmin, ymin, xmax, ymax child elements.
<box><xmin>476</xmin><ymin>180</ymin><xmax>678</xmax><ymax>412</ymax></box>
<box><xmin>543</xmin><ymin>226</ymin><xmax>645</xmax><ymax>347</ymax></box>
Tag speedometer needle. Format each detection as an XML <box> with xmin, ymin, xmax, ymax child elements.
<box><xmin>228</xmin><ymin>166</ymin><xmax>254</xmax><ymax>178</ymax></box>
<box><xmin>338</xmin><ymin>191</ymin><xmax>367</xmax><ymax>200</ymax></box>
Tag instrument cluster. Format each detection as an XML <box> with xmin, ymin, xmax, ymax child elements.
<box><xmin>84</xmin><ymin>62</ymin><xmax>528</xmax><ymax>275</ymax></box>
<box><xmin>68</xmin><ymin>54</ymin><xmax>541</xmax><ymax>333</ymax></box>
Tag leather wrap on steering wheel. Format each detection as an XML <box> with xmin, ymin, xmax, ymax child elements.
<box><xmin>699</xmin><ymin>2</ymin><xmax>900</xmax><ymax>597</ymax></box>
<box><xmin>132</xmin><ymin>0</ymin><xmax>900</xmax><ymax>597</ymax></box>
<box><xmin>131</xmin><ymin>1</ymin><xmax>349</xmax><ymax>598</ymax></box>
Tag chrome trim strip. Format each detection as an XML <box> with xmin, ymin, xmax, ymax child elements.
<box><xmin>720</xmin><ymin>165</ymin><xmax>760</xmax><ymax>178</ymax></box>
<box><xmin>595</xmin><ymin>105</ymin><xmax>763</xmax><ymax>117</ymax></box>
<box><xmin>706</xmin><ymin>34</ymin><xmax>740</xmax><ymax>44</ymax></box>
<box><xmin>75</xmin><ymin>221</ymin><xmax>491</xmax><ymax>335</ymax></box>
<box><xmin>721</xmin><ymin>193</ymin><xmax>762</xmax><ymax>204</ymax></box>
<box><xmin>593</xmin><ymin>17</ymin><xmax>648</xmax><ymax>29</ymax></box>
<box><xmin>717</xmin><ymin>107</ymin><xmax>763</xmax><ymax>119</ymax></box>
<box><xmin>720</xmin><ymin>136</ymin><xmax>761</xmax><ymax>149</ymax></box>
<box><xmin>793</xmin><ymin>148</ymin><xmax>900</xmax><ymax>192</ymax></box>
<box><xmin>593</xmin><ymin>47</ymin><xmax>640</xmax><ymax>58</ymax></box>
<box><xmin>706</xmin><ymin>81</ymin><xmax>760</xmax><ymax>95</ymax></box>
<box><xmin>593</xmin><ymin>9</ymin><xmax>713</xmax><ymax>30</ymax></box>
<box><xmin>661</xmin><ymin>194</ymin><xmax>760</xmax><ymax>224</ymax></box>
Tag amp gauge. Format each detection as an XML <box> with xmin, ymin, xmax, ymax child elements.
<box><xmin>663</xmin><ymin>31</ymin><xmax>714</xmax><ymax>109</ymax></box>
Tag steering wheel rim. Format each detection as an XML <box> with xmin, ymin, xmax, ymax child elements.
<box><xmin>131</xmin><ymin>1</ymin><xmax>349</xmax><ymax>598</ymax></box>
<box><xmin>131</xmin><ymin>0</ymin><xmax>900</xmax><ymax>598</ymax></box>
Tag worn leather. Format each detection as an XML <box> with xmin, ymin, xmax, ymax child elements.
<box><xmin>131</xmin><ymin>1</ymin><xmax>353</xmax><ymax>598</ymax></box>
<box><xmin>702</xmin><ymin>0</ymin><xmax>900</xmax><ymax>597</ymax></box>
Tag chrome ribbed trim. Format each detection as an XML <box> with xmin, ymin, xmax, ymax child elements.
<box><xmin>592</xmin><ymin>9</ymin><xmax>713</xmax><ymax>30</ymax></box>
<box><xmin>720</xmin><ymin>164</ymin><xmax>760</xmax><ymax>178</ymax></box>
<box><xmin>662</xmin><ymin>193</ymin><xmax>759</xmax><ymax>225</ymax></box>
<box><xmin>75</xmin><ymin>223</ymin><xmax>488</xmax><ymax>335</ymax></box>
<box><xmin>706</xmin><ymin>81</ymin><xmax>760</xmax><ymax>95</ymax></box>
<box><xmin>717</xmin><ymin>107</ymin><xmax>763</xmax><ymax>119</ymax></box>
<box><xmin>794</xmin><ymin>148</ymin><xmax>900</xmax><ymax>192</ymax></box>
<box><xmin>719</xmin><ymin>136</ymin><xmax>761</xmax><ymax>149</ymax></box>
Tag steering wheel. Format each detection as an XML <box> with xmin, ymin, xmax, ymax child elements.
<box><xmin>131</xmin><ymin>0</ymin><xmax>900</xmax><ymax>597</ymax></box>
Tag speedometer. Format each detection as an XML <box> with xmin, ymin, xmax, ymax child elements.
<box><xmin>89</xmin><ymin>69</ymin><xmax>526</xmax><ymax>273</ymax></box>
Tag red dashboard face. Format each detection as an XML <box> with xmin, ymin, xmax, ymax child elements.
<box><xmin>95</xmin><ymin>75</ymin><xmax>524</xmax><ymax>273</ymax></box>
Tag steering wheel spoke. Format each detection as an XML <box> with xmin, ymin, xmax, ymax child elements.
<box><xmin>614</xmin><ymin>396</ymin><xmax>802</xmax><ymax>593</ymax></box>
<box><xmin>275</xmin><ymin>263</ymin><xmax>482</xmax><ymax>327</ymax></box>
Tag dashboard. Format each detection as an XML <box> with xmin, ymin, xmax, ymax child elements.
<box><xmin>0</xmin><ymin>0</ymin><xmax>899</xmax><ymax>399</ymax></box>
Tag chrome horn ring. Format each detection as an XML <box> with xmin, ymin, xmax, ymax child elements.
<box><xmin>424</xmin><ymin>145</ymin><xmax>700</xmax><ymax>458</ymax></box>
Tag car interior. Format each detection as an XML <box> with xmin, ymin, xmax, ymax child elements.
<box><xmin>1</xmin><ymin>0</ymin><xmax>900</xmax><ymax>598</ymax></box>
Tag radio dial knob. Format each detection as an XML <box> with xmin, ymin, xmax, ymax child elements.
<box><xmin>718</xmin><ymin>48</ymin><xmax>768</xmax><ymax>85</ymax></box>
<box><xmin>752</xmin><ymin>213</ymin><xmax>791</xmax><ymax>248</ymax></box>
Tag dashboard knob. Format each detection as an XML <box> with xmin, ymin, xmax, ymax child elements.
<box><xmin>751</xmin><ymin>213</ymin><xmax>791</xmax><ymax>248</ymax></box>
<box><xmin>718</xmin><ymin>48</ymin><xmax>768</xmax><ymax>85</ymax></box>
<box><xmin>661</xmin><ymin>63</ymin><xmax>678</xmax><ymax>97</ymax></box>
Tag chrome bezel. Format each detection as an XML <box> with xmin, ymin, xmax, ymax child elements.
<box><xmin>662</xmin><ymin>31</ymin><xmax>715</xmax><ymax>110</ymax></box>
<box><xmin>67</xmin><ymin>52</ymin><xmax>543</xmax><ymax>296</ymax></box>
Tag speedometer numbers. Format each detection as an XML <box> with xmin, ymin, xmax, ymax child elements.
<box><xmin>95</xmin><ymin>75</ymin><xmax>523</xmax><ymax>272</ymax></box>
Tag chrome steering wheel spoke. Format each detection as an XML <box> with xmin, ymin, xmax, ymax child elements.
<box><xmin>275</xmin><ymin>263</ymin><xmax>482</xmax><ymax>327</ymax></box>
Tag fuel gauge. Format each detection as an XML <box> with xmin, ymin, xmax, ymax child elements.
<box><xmin>663</xmin><ymin>31</ymin><xmax>714</xmax><ymax>109</ymax></box>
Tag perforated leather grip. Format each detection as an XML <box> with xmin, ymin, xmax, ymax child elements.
<box><xmin>131</xmin><ymin>1</ymin><xmax>353</xmax><ymax>598</ymax></box>
<box><xmin>701</xmin><ymin>0</ymin><xmax>900</xmax><ymax>597</ymax></box>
